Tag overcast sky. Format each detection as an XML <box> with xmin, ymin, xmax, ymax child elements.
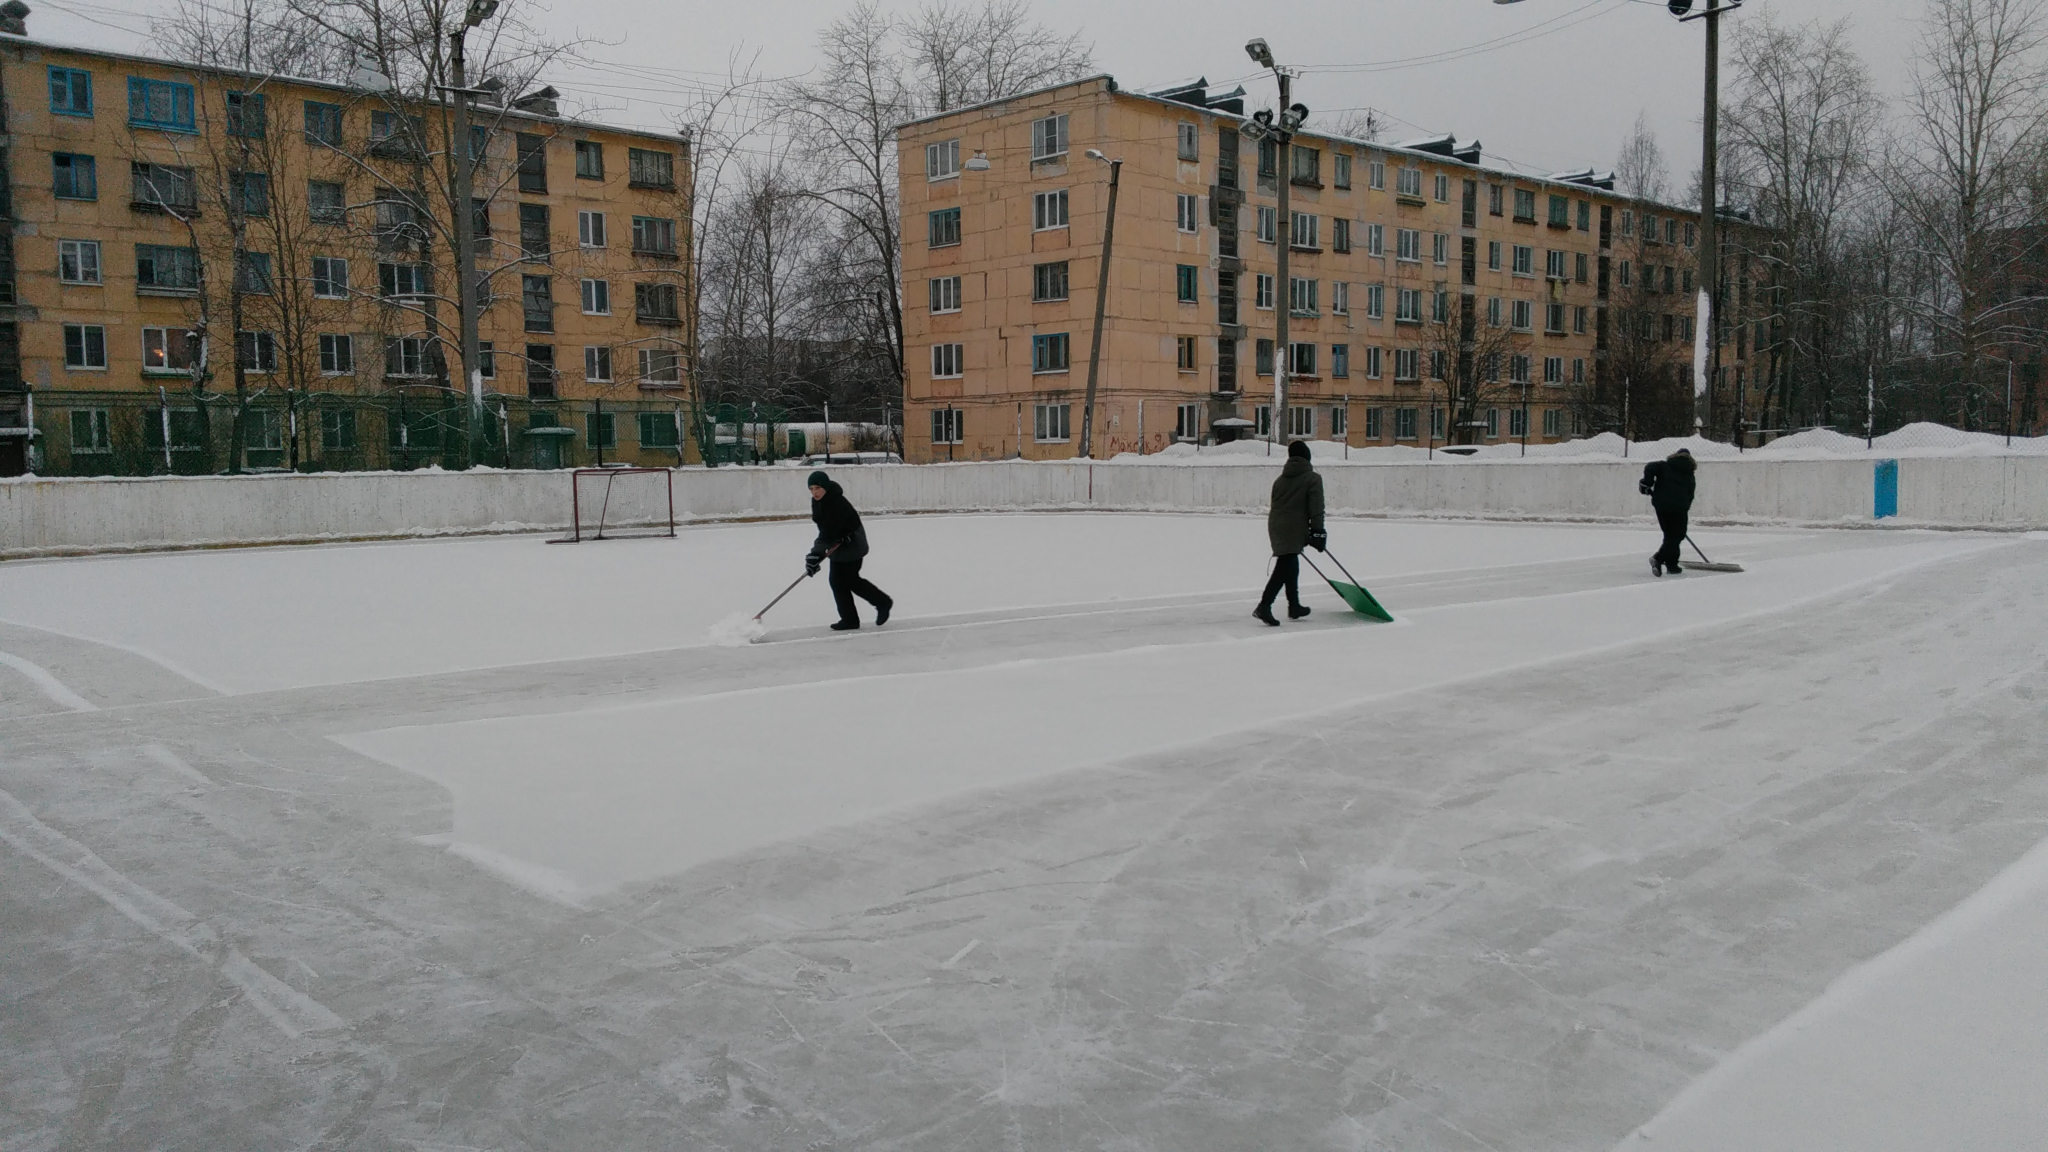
<box><xmin>36</xmin><ymin>0</ymin><xmax>1925</xmax><ymax>190</ymax></box>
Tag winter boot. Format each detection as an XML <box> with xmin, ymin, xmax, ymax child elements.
<box><xmin>1649</xmin><ymin>555</ymin><xmax>1664</xmax><ymax>578</ymax></box>
<box><xmin>831</xmin><ymin>620</ymin><xmax>860</xmax><ymax>631</ymax></box>
<box><xmin>1253</xmin><ymin>605</ymin><xmax>1280</xmax><ymax>627</ymax></box>
<box><xmin>1288</xmin><ymin>604</ymin><xmax>1312</xmax><ymax>619</ymax></box>
<box><xmin>874</xmin><ymin>597</ymin><xmax>893</xmax><ymax>626</ymax></box>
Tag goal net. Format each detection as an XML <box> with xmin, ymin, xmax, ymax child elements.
<box><xmin>550</xmin><ymin>467</ymin><xmax>678</xmax><ymax>543</ymax></box>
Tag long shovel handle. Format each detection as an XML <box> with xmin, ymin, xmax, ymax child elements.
<box><xmin>1321</xmin><ymin>548</ymin><xmax>1367</xmax><ymax>589</ymax></box>
<box><xmin>1685</xmin><ymin>534</ymin><xmax>1713</xmax><ymax>565</ymax></box>
<box><xmin>1301</xmin><ymin>553</ymin><xmax>1347</xmax><ymax>598</ymax></box>
<box><xmin>752</xmin><ymin>544</ymin><xmax>838</xmax><ymax>621</ymax></box>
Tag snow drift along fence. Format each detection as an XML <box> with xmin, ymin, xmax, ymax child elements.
<box><xmin>4</xmin><ymin>455</ymin><xmax>2044</xmax><ymax>558</ymax></box>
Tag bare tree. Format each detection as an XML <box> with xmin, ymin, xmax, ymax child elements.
<box><xmin>1418</xmin><ymin>291</ymin><xmax>1528</xmax><ymax>445</ymax></box>
<box><xmin>1615</xmin><ymin>112</ymin><xmax>1671</xmax><ymax>205</ymax></box>
<box><xmin>899</xmin><ymin>0</ymin><xmax>1092</xmax><ymax>115</ymax></box>
<box><xmin>1325</xmin><ymin>108</ymin><xmax>1388</xmax><ymax>144</ymax></box>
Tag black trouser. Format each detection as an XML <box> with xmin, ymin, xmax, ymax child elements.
<box><xmin>1655</xmin><ymin>505</ymin><xmax>1688</xmax><ymax>569</ymax></box>
<box><xmin>829</xmin><ymin>556</ymin><xmax>889</xmax><ymax>623</ymax></box>
<box><xmin>1259</xmin><ymin>552</ymin><xmax>1302</xmax><ymax>611</ymax></box>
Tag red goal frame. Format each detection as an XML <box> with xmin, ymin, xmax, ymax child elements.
<box><xmin>549</xmin><ymin>467</ymin><xmax>678</xmax><ymax>543</ymax></box>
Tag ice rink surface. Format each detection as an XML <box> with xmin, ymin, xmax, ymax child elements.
<box><xmin>3</xmin><ymin>513</ymin><xmax>2047</xmax><ymax>1151</ymax></box>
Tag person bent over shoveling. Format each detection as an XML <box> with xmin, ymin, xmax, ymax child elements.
<box><xmin>806</xmin><ymin>471</ymin><xmax>893</xmax><ymax>630</ymax></box>
<box><xmin>1640</xmin><ymin>447</ymin><xmax>1696</xmax><ymax>577</ymax></box>
<box><xmin>1255</xmin><ymin>440</ymin><xmax>1326</xmax><ymax>626</ymax></box>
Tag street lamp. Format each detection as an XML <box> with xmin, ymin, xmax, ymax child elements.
<box><xmin>442</xmin><ymin>0</ymin><xmax>499</xmax><ymax>468</ymax></box>
<box><xmin>1240</xmin><ymin>38</ymin><xmax>1306</xmax><ymax>447</ymax></box>
<box><xmin>1497</xmin><ymin>0</ymin><xmax>1739</xmax><ymax>440</ymax></box>
<box><xmin>1078</xmin><ymin>148</ymin><xmax>1122</xmax><ymax>459</ymax></box>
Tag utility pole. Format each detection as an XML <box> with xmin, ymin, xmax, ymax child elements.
<box><xmin>1078</xmin><ymin>150</ymin><xmax>1122</xmax><ymax>458</ymax></box>
<box><xmin>444</xmin><ymin>1</ymin><xmax>499</xmax><ymax>469</ymax></box>
<box><xmin>1692</xmin><ymin>0</ymin><xmax>1722</xmax><ymax>441</ymax></box>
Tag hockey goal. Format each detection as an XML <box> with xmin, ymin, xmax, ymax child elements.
<box><xmin>549</xmin><ymin>467</ymin><xmax>678</xmax><ymax>543</ymax></box>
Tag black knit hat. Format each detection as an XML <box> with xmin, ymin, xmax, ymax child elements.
<box><xmin>1287</xmin><ymin>439</ymin><xmax>1311</xmax><ymax>460</ymax></box>
<box><xmin>806</xmin><ymin>470</ymin><xmax>830</xmax><ymax>488</ymax></box>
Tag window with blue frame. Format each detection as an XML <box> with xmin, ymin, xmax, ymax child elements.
<box><xmin>225</xmin><ymin>91</ymin><xmax>266</xmax><ymax>138</ymax></box>
<box><xmin>49</xmin><ymin>67</ymin><xmax>92</xmax><ymax>116</ymax></box>
<box><xmin>52</xmin><ymin>153</ymin><xmax>96</xmax><ymax>200</ymax></box>
<box><xmin>128</xmin><ymin>77</ymin><xmax>196</xmax><ymax>132</ymax></box>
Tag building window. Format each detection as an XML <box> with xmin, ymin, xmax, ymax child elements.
<box><xmin>526</xmin><ymin>344</ymin><xmax>556</xmax><ymax>397</ymax></box>
<box><xmin>930</xmin><ymin>275</ymin><xmax>963</xmax><ymax>313</ymax></box>
<box><xmin>1177</xmin><ymin>335</ymin><xmax>1198</xmax><ymax>371</ymax></box>
<box><xmin>1366</xmin><ymin>222</ymin><xmax>1384</xmax><ymax>256</ymax></box>
<box><xmin>584</xmin><ymin>345</ymin><xmax>613</xmax><ymax>383</ymax></box>
<box><xmin>932</xmin><ymin>343</ymin><xmax>964</xmax><ymax>378</ymax></box>
<box><xmin>1288</xmin><ymin>405</ymin><xmax>1315</xmax><ymax>437</ymax></box>
<box><xmin>321</xmin><ymin>410</ymin><xmax>357</xmax><ymax>450</ymax></box>
<box><xmin>1366</xmin><ymin>406</ymin><xmax>1383</xmax><ymax>439</ymax></box>
<box><xmin>235</xmin><ymin>252</ymin><xmax>274</xmax><ymax>295</ymax></box>
<box><xmin>1289</xmin><ymin>342</ymin><xmax>1317</xmax><ymax>377</ymax></box>
<box><xmin>1545</xmin><ymin>302</ymin><xmax>1567</xmax><ymax>333</ymax></box>
<box><xmin>1332</xmin><ymin>281</ymin><xmax>1350</xmax><ymax>315</ymax></box>
<box><xmin>1177</xmin><ymin>192</ymin><xmax>1199</xmax><ymax>233</ymax></box>
<box><xmin>515</xmin><ymin>132</ymin><xmax>547</xmax><ymax>193</ymax></box>
<box><xmin>1433</xmin><ymin>233</ymin><xmax>1449</xmax><ymax>265</ymax></box>
<box><xmin>1543</xmin><ymin>408</ymin><xmax>1563</xmax><ymax>438</ymax></box>
<box><xmin>1575</xmin><ymin>252</ymin><xmax>1589</xmax><ymax>283</ymax></box>
<box><xmin>1177</xmin><ymin>264</ymin><xmax>1199</xmax><ymax>304</ymax></box>
<box><xmin>1396</xmin><ymin>287</ymin><xmax>1422</xmax><ymax>323</ymax></box>
<box><xmin>1509</xmin><ymin>407</ymin><xmax>1527</xmax><ymax>438</ymax></box>
<box><xmin>1332</xmin><ymin>405</ymin><xmax>1348</xmax><ymax>437</ymax></box>
<box><xmin>316</xmin><ymin>333</ymin><xmax>353</xmax><ymax>374</ymax></box>
<box><xmin>1032</xmin><ymin>113</ymin><xmax>1069</xmax><ymax>160</ymax></box>
<box><xmin>1395</xmin><ymin>407</ymin><xmax>1418</xmax><ymax>440</ymax></box>
<box><xmin>1334</xmin><ymin>152</ymin><xmax>1352</xmax><ymax>189</ymax></box>
<box><xmin>308</xmin><ymin>179</ymin><xmax>344</xmax><ymax>224</ymax></box>
<box><xmin>585</xmin><ymin>410</ymin><xmax>616</xmax><ymax>449</ymax></box>
<box><xmin>127</xmin><ymin>77</ymin><xmax>195</xmax><ymax>131</ymax></box>
<box><xmin>631</xmin><ymin>215</ymin><xmax>678</xmax><ymax>255</ymax></box>
<box><xmin>1574</xmin><ymin>305</ymin><xmax>1588</xmax><ymax>334</ymax></box>
<box><xmin>574</xmin><ymin>140</ymin><xmax>604</xmax><ymax>179</ymax></box>
<box><xmin>639</xmin><ymin>412</ymin><xmax>681</xmax><ymax>448</ymax></box>
<box><xmin>1435</xmin><ymin>173</ymin><xmax>1450</xmax><ymax>202</ymax></box>
<box><xmin>1256</xmin><ymin>205</ymin><xmax>1278</xmax><ymax>244</ymax></box>
<box><xmin>70</xmin><ymin>409</ymin><xmax>110</xmax><ymax>452</ymax></box>
<box><xmin>1331</xmin><ymin>218</ymin><xmax>1352</xmax><ymax>254</ymax></box>
<box><xmin>1509</xmin><ymin>354</ymin><xmax>1531</xmax><ymax>384</ymax></box>
<box><xmin>1254</xmin><ymin>404</ymin><xmax>1272</xmax><ymax>435</ymax></box>
<box><xmin>578</xmin><ymin>210</ymin><xmax>607</xmax><ymax>248</ymax></box>
<box><xmin>1331</xmin><ymin>344</ymin><xmax>1350</xmax><ymax>379</ymax></box>
<box><xmin>1365</xmin><ymin>346</ymin><xmax>1382</xmax><ymax>379</ymax></box>
<box><xmin>1255</xmin><ymin>273</ymin><xmax>1274</xmax><ymax>310</ymax></box>
<box><xmin>1031</xmin><ymin>333</ymin><xmax>1070</xmax><ymax>373</ymax></box>
<box><xmin>1368</xmin><ymin>158</ymin><xmax>1386</xmax><ymax>190</ymax></box>
<box><xmin>1511</xmin><ymin>299</ymin><xmax>1533</xmax><ymax>331</ymax></box>
<box><xmin>1397</xmin><ymin>228</ymin><xmax>1420</xmax><ymax>262</ymax></box>
<box><xmin>1365</xmin><ymin>283</ymin><xmax>1384</xmax><ymax>319</ymax></box>
<box><xmin>52</xmin><ymin>152</ymin><xmax>96</xmax><ymax>200</ymax></box>
<box><xmin>303</xmin><ymin>100</ymin><xmax>342</xmax><ymax>145</ymax></box>
<box><xmin>225</xmin><ymin>90</ymin><xmax>265</xmax><ymax>138</ymax></box>
<box><xmin>1486</xmin><ymin>296</ymin><xmax>1503</xmax><ymax>327</ymax></box>
<box><xmin>1513</xmin><ymin>187</ymin><xmax>1536</xmax><ymax>222</ymax></box>
<box><xmin>1292</xmin><ymin>146</ymin><xmax>1320</xmax><ymax>186</ymax></box>
<box><xmin>1511</xmin><ymin>245</ymin><xmax>1534</xmax><ymax>276</ymax></box>
<box><xmin>519</xmin><ymin>202</ymin><xmax>550</xmax><ymax>261</ymax></box>
<box><xmin>379</xmin><ymin>262</ymin><xmax>429</xmax><ymax>298</ymax></box>
<box><xmin>1619</xmin><ymin>259</ymin><xmax>1633</xmax><ymax>288</ymax></box>
<box><xmin>1543</xmin><ymin>249</ymin><xmax>1564</xmax><ymax>280</ymax></box>
<box><xmin>926</xmin><ymin>138</ymin><xmax>960</xmax><ymax>179</ymax></box>
<box><xmin>1175</xmin><ymin>402</ymin><xmax>1201</xmax><ymax>440</ymax></box>
<box><xmin>929</xmin><ymin>207</ymin><xmax>963</xmax><ymax>247</ymax></box>
<box><xmin>132</xmin><ymin>162</ymin><xmax>196</xmax><ymax>211</ymax></box>
<box><xmin>581</xmin><ymin>278</ymin><xmax>610</xmax><ymax>315</ymax></box>
<box><xmin>1547</xmin><ymin>194</ymin><xmax>1569</xmax><ymax>227</ymax></box>
<box><xmin>1034</xmin><ymin>190</ymin><xmax>1068</xmax><ymax>230</ymax></box>
<box><xmin>1289</xmin><ymin>277</ymin><xmax>1318</xmax><ymax>316</ymax></box>
<box><xmin>58</xmin><ymin>239</ymin><xmax>102</xmax><ymax>284</ymax></box>
<box><xmin>383</xmin><ymin>336</ymin><xmax>433</xmax><ymax>378</ymax></box>
<box><xmin>1394</xmin><ymin>348</ymin><xmax>1420</xmax><ymax>381</ymax></box>
<box><xmin>628</xmin><ymin>148</ymin><xmax>675</xmax><ymax>189</ymax></box>
<box><xmin>1256</xmin><ymin>339</ymin><xmax>1274</xmax><ymax>377</ymax></box>
<box><xmin>931</xmin><ymin>408</ymin><xmax>965</xmax><ymax>444</ymax></box>
<box><xmin>1290</xmin><ymin>211</ymin><xmax>1320</xmax><ymax>249</ymax></box>
<box><xmin>230</xmin><ymin>171</ymin><xmax>270</xmax><ymax>217</ymax></box>
<box><xmin>1033</xmin><ymin>261</ymin><xmax>1069</xmax><ymax>302</ymax></box>
<box><xmin>50</xmin><ymin>67</ymin><xmax>93</xmax><ymax>117</ymax></box>
<box><xmin>311</xmin><ymin>256</ymin><xmax>349</xmax><ymax>298</ymax></box>
<box><xmin>236</xmin><ymin>330</ymin><xmax>277</xmax><ymax>373</ymax></box>
<box><xmin>1397</xmin><ymin>167</ymin><xmax>1423</xmax><ymax>198</ymax></box>
<box><xmin>1572</xmin><ymin>357</ymin><xmax>1586</xmax><ymax>384</ymax></box>
<box><xmin>522</xmin><ymin>274</ymin><xmax>555</xmax><ymax>332</ymax></box>
<box><xmin>1543</xmin><ymin>355</ymin><xmax>1564</xmax><ymax>384</ymax></box>
<box><xmin>1174</xmin><ymin>120</ymin><xmax>1199</xmax><ymax>161</ymax></box>
<box><xmin>1485</xmin><ymin>408</ymin><xmax>1500</xmax><ymax>438</ymax></box>
<box><xmin>141</xmin><ymin>327</ymin><xmax>200</xmax><ymax>372</ymax></box>
<box><xmin>62</xmin><ymin>324</ymin><xmax>107</xmax><ymax>370</ymax></box>
<box><xmin>1033</xmin><ymin>402</ymin><xmax>1073</xmax><ymax>442</ymax></box>
<box><xmin>639</xmin><ymin>347</ymin><xmax>682</xmax><ymax>384</ymax></box>
<box><xmin>635</xmin><ymin>282</ymin><xmax>680</xmax><ymax>323</ymax></box>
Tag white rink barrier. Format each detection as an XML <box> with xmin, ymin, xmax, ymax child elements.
<box><xmin>4</xmin><ymin>455</ymin><xmax>2045</xmax><ymax>558</ymax></box>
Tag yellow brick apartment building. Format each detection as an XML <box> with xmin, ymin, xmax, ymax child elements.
<box><xmin>899</xmin><ymin>74</ymin><xmax>1759</xmax><ymax>462</ymax></box>
<box><xmin>0</xmin><ymin>10</ymin><xmax>695</xmax><ymax>477</ymax></box>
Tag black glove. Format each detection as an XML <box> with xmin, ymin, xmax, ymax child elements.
<box><xmin>804</xmin><ymin>555</ymin><xmax>822</xmax><ymax>577</ymax></box>
<box><xmin>1638</xmin><ymin>480</ymin><xmax>1655</xmax><ymax>496</ymax></box>
<box><xmin>1308</xmin><ymin>528</ymin><xmax>1328</xmax><ymax>552</ymax></box>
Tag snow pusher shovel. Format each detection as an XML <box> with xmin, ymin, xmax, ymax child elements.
<box><xmin>1680</xmin><ymin>536</ymin><xmax>1744</xmax><ymax>573</ymax></box>
<box><xmin>751</xmin><ymin>545</ymin><xmax>838</xmax><ymax>622</ymax></box>
<box><xmin>1302</xmin><ymin>552</ymin><xmax>1394</xmax><ymax>622</ymax></box>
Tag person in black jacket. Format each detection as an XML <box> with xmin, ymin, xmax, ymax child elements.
<box><xmin>805</xmin><ymin>471</ymin><xmax>893</xmax><ymax>630</ymax></box>
<box><xmin>1640</xmin><ymin>448</ymin><xmax>1697</xmax><ymax>577</ymax></box>
<box><xmin>1255</xmin><ymin>440</ymin><xmax>1328</xmax><ymax>625</ymax></box>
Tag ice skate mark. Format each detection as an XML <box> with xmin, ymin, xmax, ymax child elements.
<box><xmin>0</xmin><ymin>650</ymin><xmax>97</xmax><ymax>711</ymax></box>
<box><xmin>140</xmin><ymin>744</ymin><xmax>213</xmax><ymax>786</ymax></box>
<box><xmin>0</xmin><ymin>786</ymin><xmax>345</xmax><ymax>1040</ymax></box>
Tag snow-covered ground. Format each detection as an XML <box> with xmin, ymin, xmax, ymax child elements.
<box><xmin>2</xmin><ymin>514</ymin><xmax>2045</xmax><ymax>1150</ymax></box>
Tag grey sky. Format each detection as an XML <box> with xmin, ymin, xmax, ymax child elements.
<box><xmin>35</xmin><ymin>0</ymin><xmax>1922</xmax><ymax>195</ymax></box>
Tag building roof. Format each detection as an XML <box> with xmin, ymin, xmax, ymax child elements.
<box><xmin>0</xmin><ymin>31</ymin><xmax>688</xmax><ymax>147</ymax></box>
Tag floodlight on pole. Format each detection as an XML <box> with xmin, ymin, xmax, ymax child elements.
<box><xmin>1245</xmin><ymin>37</ymin><xmax>1274</xmax><ymax>68</ymax></box>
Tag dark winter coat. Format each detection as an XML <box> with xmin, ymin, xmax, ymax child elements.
<box><xmin>1267</xmin><ymin>457</ymin><xmax>1326</xmax><ymax>556</ymax></box>
<box><xmin>1640</xmin><ymin>452</ymin><xmax>1697</xmax><ymax>513</ymax></box>
<box><xmin>807</xmin><ymin>476</ymin><xmax>869</xmax><ymax>561</ymax></box>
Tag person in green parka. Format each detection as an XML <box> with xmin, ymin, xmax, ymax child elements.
<box><xmin>1255</xmin><ymin>439</ymin><xmax>1327</xmax><ymax>626</ymax></box>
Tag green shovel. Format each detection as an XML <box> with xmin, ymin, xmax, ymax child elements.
<box><xmin>1302</xmin><ymin>551</ymin><xmax>1394</xmax><ymax>622</ymax></box>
